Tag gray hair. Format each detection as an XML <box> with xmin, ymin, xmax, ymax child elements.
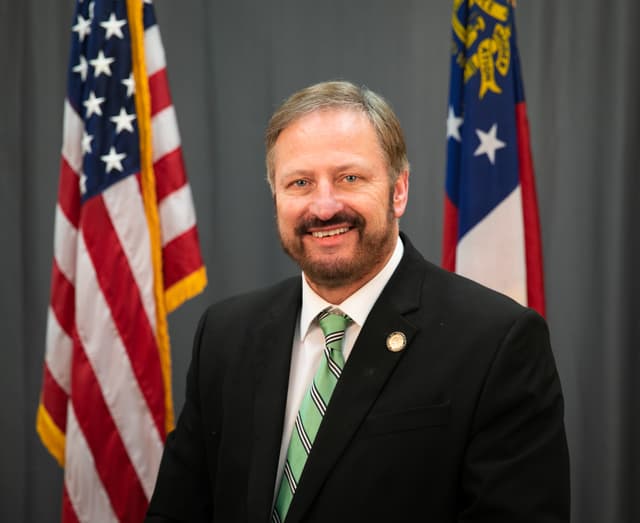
<box><xmin>265</xmin><ymin>80</ymin><xmax>409</xmax><ymax>191</ymax></box>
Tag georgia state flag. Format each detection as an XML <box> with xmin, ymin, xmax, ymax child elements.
<box><xmin>442</xmin><ymin>0</ymin><xmax>545</xmax><ymax>316</ymax></box>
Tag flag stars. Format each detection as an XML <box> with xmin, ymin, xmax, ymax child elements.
<box><xmin>474</xmin><ymin>123</ymin><xmax>506</xmax><ymax>165</ymax></box>
<box><xmin>83</xmin><ymin>91</ymin><xmax>105</xmax><ymax>117</ymax></box>
<box><xmin>101</xmin><ymin>13</ymin><xmax>126</xmax><ymax>39</ymax></box>
<box><xmin>122</xmin><ymin>73</ymin><xmax>135</xmax><ymax>97</ymax></box>
<box><xmin>72</xmin><ymin>55</ymin><xmax>89</xmax><ymax>82</ymax></box>
<box><xmin>101</xmin><ymin>147</ymin><xmax>127</xmax><ymax>173</ymax></box>
<box><xmin>80</xmin><ymin>173</ymin><xmax>88</xmax><ymax>195</ymax></box>
<box><xmin>82</xmin><ymin>131</ymin><xmax>93</xmax><ymax>154</ymax></box>
<box><xmin>110</xmin><ymin>107</ymin><xmax>136</xmax><ymax>134</ymax></box>
<box><xmin>72</xmin><ymin>14</ymin><xmax>91</xmax><ymax>42</ymax></box>
<box><xmin>446</xmin><ymin>106</ymin><xmax>463</xmax><ymax>142</ymax></box>
<box><xmin>90</xmin><ymin>50</ymin><xmax>115</xmax><ymax>77</ymax></box>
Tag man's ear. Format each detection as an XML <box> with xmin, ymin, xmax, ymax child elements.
<box><xmin>392</xmin><ymin>170</ymin><xmax>409</xmax><ymax>218</ymax></box>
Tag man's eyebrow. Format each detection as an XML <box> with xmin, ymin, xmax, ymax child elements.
<box><xmin>279</xmin><ymin>169</ymin><xmax>314</xmax><ymax>179</ymax></box>
<box><xmin>279</xmin><ymin>161</ymin><xmax>371</xmax><ymax>180</ymax></box>
<box><xmin>332</xmin><ymin>163</ymin><xmax>367</xmax><ymax>172</ymax></box>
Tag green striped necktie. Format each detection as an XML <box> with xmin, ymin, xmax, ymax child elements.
<box><xmin>272</xmin><ymin>309</ymin><xmax>350</xmax><ymax>523</ymax></box>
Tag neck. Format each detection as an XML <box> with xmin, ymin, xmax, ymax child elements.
<box><xmin>305</xmin><ymin>279</ymin><xmax>365</xmax><ymax>306</ymax></box>
<box><xmin>304</xmin><ymin>241</ymin><xmax>397</xmax><ymax>305</ymax></box>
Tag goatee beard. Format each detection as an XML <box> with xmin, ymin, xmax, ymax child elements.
<box><xmin>279</xmin><ymin>207</ymin><xmax>397</xmax><ymax>290</ymax></box>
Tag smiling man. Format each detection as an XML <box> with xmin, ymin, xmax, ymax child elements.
<box><xmin>146</xmin><ymin>81</ymin><xmax>570</xmax><ymax>523</ymax></box>
<box><xmin>270</xmin><ymin>103</ymin><xmax>407</xmax><ymax>304</ymax></box>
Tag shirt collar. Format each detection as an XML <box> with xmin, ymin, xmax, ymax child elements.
<box><xmin>299</xmin><ymin>236</ymin><xmax>404</xmax><ymax>339</ymax></box>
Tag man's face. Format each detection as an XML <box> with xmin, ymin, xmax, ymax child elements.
<box><xmin>272</xmin><ymin>108</ymin><xmax>408</xmax><ymax>299</ymax></box>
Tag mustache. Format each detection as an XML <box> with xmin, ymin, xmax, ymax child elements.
<box><xmin>295</xmin><ymin>211</ymin><xmax>365</xmax><ymax>235</ymax></box>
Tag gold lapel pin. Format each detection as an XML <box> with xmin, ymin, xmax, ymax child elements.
<box><xmin>386</xmin><ymin>331</ymin><xmax>407</xmax><ymax>352</ymax></box>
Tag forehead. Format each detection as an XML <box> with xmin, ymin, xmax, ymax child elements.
<box><xmin>272</xmin><ymin>108</ymin><xmax>385</xmax><ymax>172</ymax></box>
<box><xmin>281</xmin><ymin>107</ymin><xmax>375</xmax><ymax>140</ymax></box>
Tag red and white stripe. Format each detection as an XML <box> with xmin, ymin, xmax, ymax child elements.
<box><xmin>39</xmin><ymin>20</ymin><xmax>203</xmax><ymax>523</ymax></box>
<box><xmin>455</xmin><ymin>185</ymin><xmax>528</xmax><ymax>305</ymax></box>
<box><xmin>146</xmin><ymin>25</ymin><xmax>204</xmax><ymax>295</ymax></box>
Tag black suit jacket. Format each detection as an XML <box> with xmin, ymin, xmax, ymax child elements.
<box><xmin>146</xmin><ymin>235</ymin><xmax>570</xmax><ymax>522</ymax></box>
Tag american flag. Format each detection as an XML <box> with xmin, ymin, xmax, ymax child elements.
<box><xmin>442</xmin><ymin>0</ymin><xmax>545</xmax><ymax>316</ymax></box>
<box><xmin>36</xmin><ymin>1</ymin><xmax>207</xmax><ymax>521</ymax></box>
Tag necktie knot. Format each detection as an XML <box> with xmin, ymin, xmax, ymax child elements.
<box><xmin>318</xmin><ymin>310</ymin><xmax>350</xmax><ymax>353</ymax></box>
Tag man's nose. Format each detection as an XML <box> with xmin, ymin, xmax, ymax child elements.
<box><xmin>308</xmin><ymin>182</ymin><xmax>343</xmax><ymax>220</ymax></box>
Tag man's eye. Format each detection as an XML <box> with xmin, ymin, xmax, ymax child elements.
<box><xmin>344</xmin><ymin>174</ymin><xmax>358</xmax><ymax>182</ymax></box>
<box><xmin>293</xmin><ymin>179</ymin><xmax>308</xmax><ymax>187</ymax></box>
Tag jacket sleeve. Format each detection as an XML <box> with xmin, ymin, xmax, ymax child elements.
<box><xmin>145</xmin><ymin>309</ymin><xmax>216</xmax><ymax>522</ymax></box>
<box><xmin>458</xmin><ymin>309</ymin><xmax>570</xmax><ymax>523</ymax></box>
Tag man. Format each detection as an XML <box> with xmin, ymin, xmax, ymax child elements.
<box><xmin>146</xmin><ymin>81</ymin><xmax>570</xmax><ymax>522</ymax></box>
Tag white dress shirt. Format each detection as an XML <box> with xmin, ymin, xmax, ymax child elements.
<box><xmin>273</xmin><ymin>236</ymin><xmax>404</xmax><ymax>499</ymax></box>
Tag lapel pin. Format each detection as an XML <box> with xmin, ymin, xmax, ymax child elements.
<box><xmin>386</xmin><ymin>331</ymin><xmax>407</xmax><ymax>352</ymax></box>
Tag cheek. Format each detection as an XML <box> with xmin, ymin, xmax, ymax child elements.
<box><xmin>361</xmin><ymin>186</ymin><xmax>396</xmax><ymax>217</ymax></box>
<box><xmin>275</xmin><ymin>197</ymin><xmax>303</xmax><ymax>226</ymax></box>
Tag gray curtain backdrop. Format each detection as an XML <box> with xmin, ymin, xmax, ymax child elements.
<box><xmin>1</xmin><ymin>1</ymin><xmax>638</xmax><ymax>521</ymax></box>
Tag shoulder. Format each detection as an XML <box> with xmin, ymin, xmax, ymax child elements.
<box><xmin>399</xmin><ymin>234</ymin><xmax>536</xmax><ymax>324</ymax></box>
<box><xmin>186</xmin><ymin>276</ymin><xmax>300</xmax><ymax>378</ymax></box>
<box><xmin>409</xmin><ymin>250</ymin><xmax>554</xmax><ymax>386</ymax></box>
<box><xmin>393</xmin><ymin>236</ymin><xmax>549</xmax><ymax>369</ymax></box>
<box><xmin>428</xmin><ymin>260</ymin><xmax>531</xmax><ymax>319</ymax></box>
<box><xmin>197</xmin><ymin>275</ymin><xmax>301</xmax><ymax>332</ymax></box>
<box><xmin>427</xmin><ymin>260</ymin><xmax>547</xmax><ymax>348</ymax></box>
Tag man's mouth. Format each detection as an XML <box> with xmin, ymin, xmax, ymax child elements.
<box><xmin>310</xmin><ymin>227</ymin><xmax>350</xmax><ymax>239</ymax></box>
<box><xmin>296</xmin><ymin>211</ymin><xmax>364</xmax><ymax>238</ymax></box>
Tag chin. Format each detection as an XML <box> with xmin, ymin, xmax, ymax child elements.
<box><xmin>300</xmin><ymin>254</ymin><xmax>373</xmax><ymax>288</ymax></box>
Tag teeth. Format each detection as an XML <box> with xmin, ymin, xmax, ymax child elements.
<box><xmin>311</xmin><ymin>227</ymin><xmax>349</xmax><ymax>238</ymax></box>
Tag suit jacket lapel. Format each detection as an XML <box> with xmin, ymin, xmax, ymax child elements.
<box><xmin>285</xmin><ymin>236</ymin><xmax>425</xmax><ymax>523</ymax></box>
<box><xmin>246</xmin><ymin>279</ymin><xmax>301</xmax><ymax>523</ymax></box>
